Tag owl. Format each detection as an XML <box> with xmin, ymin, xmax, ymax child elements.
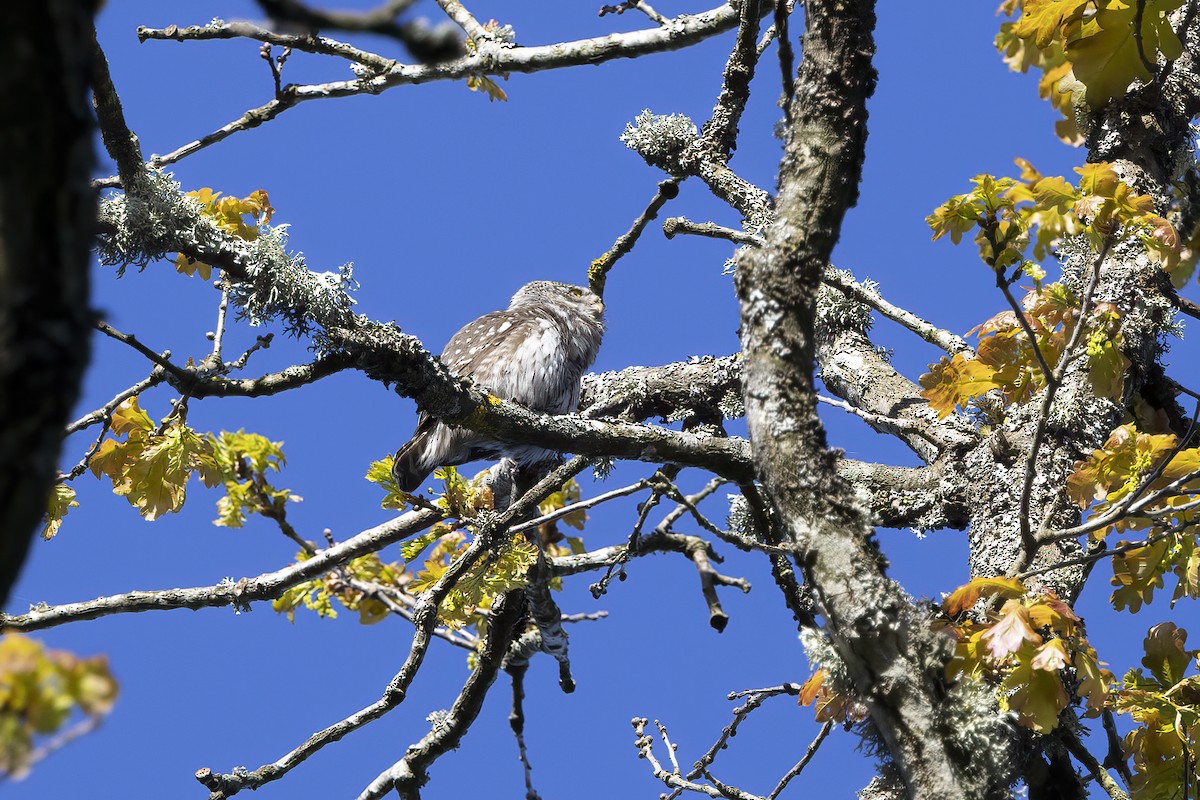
<box><xmin>392</xmin><ymin>281</ymin><xmax>606</xmax><ymax>492</ymax></box>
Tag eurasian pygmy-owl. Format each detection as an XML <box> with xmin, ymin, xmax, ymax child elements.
<box><xmin>392</xmin><ymin>281</ymin><xmax>606</xmax><ymax>492</ymax></box>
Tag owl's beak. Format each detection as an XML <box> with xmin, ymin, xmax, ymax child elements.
<box><xmin>593</xmin><ymin>298</ymin><xmax>605</xmax><ymax>316</ymax></box>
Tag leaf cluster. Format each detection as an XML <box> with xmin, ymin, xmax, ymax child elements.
<box><xmin>1067</xmin><ymin>422</ymin><xmax>1200</xmax><ymax>611</ymax></box>
<box><xmin>1115</xmin><ymin>623</ymin><xmax>1200</xmax><ymax>799</ymax></box>
<box><xmin>68</xmin><ymin>398</ymin><xmax>298</xmax><ymax>532</ymax></box>
<box><xmin>997</xmin><ymin>0</ymin><xmax>1185</xmax><ymax>141</ymax></box>
<box><xmin>272</xmin><ymin>552</ymin><xmax>409</xmax><ymax>625</ymax></box>
<box><xmin>0</xmin><ymin>635</ymin><xmax>118</xmax><ymax>780</ymax></box>
<box><xmin>174</xmin><ymin>188</ymin><xmax>274</xmax><ymax>279</ymax></box>
<box><xmin>940</xmin><ymin>577</ymin><xmax>1111</xmax><ymax>733</ymax></box>
<box><xmin>920</xmin><ymin>161</ymin><xmax>1181</xmax><ymax>419</ymax></box>
<box><xmin>88</xmin><ymin>397</ymin><xmax>222</xmax><ymax>521</ymax></box>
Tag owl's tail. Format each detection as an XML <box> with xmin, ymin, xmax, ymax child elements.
<box><xmin>392</xmin><ymin>420</ymin><xmax>436</xmax><ymax>493</ymax></box>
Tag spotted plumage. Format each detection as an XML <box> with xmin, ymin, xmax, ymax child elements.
<box><xmin>392</xmin><ymin>281</ymin><xmax>606</xmax><ymax>492</ymax></box>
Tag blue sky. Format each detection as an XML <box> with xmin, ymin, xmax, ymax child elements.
<box><xmin>7</xmin><ymin>1</ymin><xmax>1198</xmax><ymax>798</ymax></box>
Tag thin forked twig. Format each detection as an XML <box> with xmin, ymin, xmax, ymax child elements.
<box><xmin>196</xmin><ymin>458</ymin><xmax>589</xmax><ymax>799</ymax></box>
<box><xmin>589</xmin><ymin>178</ymin><xmax>681</xmax><ymax>298</ymax></box>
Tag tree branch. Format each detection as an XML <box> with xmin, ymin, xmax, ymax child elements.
<box><xmin>0</xmin><ymin>508</ymin><xmax>440</xmax><ymax>633</ymax></box>
<box><xmin>355</xmin><ymin>588</ymin><xmax>527</xmax><ymax>800</ymax></box>
<box><xmin>198</xmin><ymin>459</ymin><xmax>588</xmax><ymax>799</ymax></box>
<box><xmin>135</xmin><ymin>4</ymin><xmax>743</xmax><ymax>168</ymax></box>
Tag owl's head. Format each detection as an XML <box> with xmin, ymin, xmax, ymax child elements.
<box><xmin>509</xmin><ymin>281</ymin><xmax>605</xmax><ymax>322</ymax></box>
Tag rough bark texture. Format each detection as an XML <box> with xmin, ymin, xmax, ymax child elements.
<box><xmin>0</xmin><ymin>2</ymin><xmax>97</xmax><ymax>606</ymax></box>
<box><xmin>733</xmin><ymin>2</ymin><xmax>1004</xmax><ymax>796</ymax></box>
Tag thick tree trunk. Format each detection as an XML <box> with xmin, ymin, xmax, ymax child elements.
<box><xmin>0</xmin><ymin>1</ymin><xmax>97</xmax><ymax>606</ymax></box>
<box><xmin>735</xmin><ymin>2</ymin><xmax>1006</xmax><ymax>796</ymax></box>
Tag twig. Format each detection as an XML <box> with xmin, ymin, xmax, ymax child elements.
<box><xmin>664</xmin><ymin>223</ymin><xmax>970</xmax><ymax>355</ymax></box>
<box><xmin>175</xmin><ymin>352</ymin><xmax>355</xmax><ymax>398</ymax></box>
<box><xmin>1013</xmin><ymin>237</ymin><xmax>1112</xmax><ymax>572</ymax></box>
<box><xmin>666</xmin><ymin>684</ymin><xmax>802</xmax><ymax>800</ymax></box>
<box><xmin>431</xmin><ymin>0</ymin><xmax>491</xmax><ymax>43</ymax></box>
<box><xmin>1132</xmin><ymin>0</ymin><xmax>1157</xmax><ymax>78</ymax></box>
<box><xmin>1061</xmin><ymin>724</ymin><xmax>1130</xmax><ymax>800</ymax></box>
<box><xmin>663</xmin><ymin>217</ymin><xmax>763</xmax><ymax>246</ymax></box>
<box><xmin>599</xmin><ymin>1</ymin><xmax>668</xmax><ymax>25</ymax></box>
<box><xmin>654</xmin><ymin>476</ymin><xmax>729</xmax><ymax>534</ymax></box>
<box><xmin>589</xmin><ymin>179</ymin><xmax>681</xmax><ymax>297</ymax></box>
<box><xmin>1101</xmin><ymin>708</ymin><xmax>1134</xmax><ymax>787</ymax></box>
<box><xmin>59</xmin><ymin>416</ymin><xmax>113</xmax><ymax>482</ymax></box>
<box><xmin>1019</xmin><ymin>523</ymin><xmax>1192</xmax><ymax>580</ymax></box>
<box><xmin>632</xmin><ymin>2</ymin><xmax>669</xmax><ymax>25</ymax></box>
<box><xmin>95</xmin><ymin>321</ymin><xmax>187</xmax><ymax>377</ymax></box>
<box><xmin>523</xmin><ymin>543</ymin><xmax>576</xmax><ymax>692</ymax></box>
<box><xmin>774</xmin><ymin>0</ymin><xmax>795</xmax><ymax>106</ymax></box>
<box><xmin>687</xmin><ymin>537</ymin><xmax>751</xmax><ymax>631</ymax></box>
<box><xmin>591</xmin><ymin>466</ymin><xmax>679</xmax><ymax>596</ymax></box>
<box><xmin>822</xmin><ymin>268</ymin><xmax>973</xmax><ymax>355</ymax></box>
<box><xmin>508</xmin><ymin>481</ymin><xmax>650</xmax><ymax>537</ymax></box>
<box><xmin>633</xmin><ymin>718</ymin><xmax>765</xmax><ymax>800</ymax></box>
<box><xmin>995</xmin><ymin>276</ymin><xmax>1057</xmax><ymax>387</ymax></box>
<box><xmin>140</xmin><ymin>21</ymin><xmax>397</xmax><ymax>72</ymax></box>
<box><xmin>0</xmin><ymin>714</ymin><xmax>104</xmax><ymax>785</ymax></box>
<box><xmin>223</xmin><ymin>334</ymin><xmax>274</xmax><ymax>372</ymax></box>
<box><xmin>260</xmin><ymin>43</ymin><xmax>292</xmax><ymax>97</ymax></box>
<box><xmin>1178</xmin><ymin>294</ymin><xmax>1200</xmax><ymax>321</ymax></box>
<box><xmin>767</xmin><ymin>720</ymin><xmax>832</xmax><ymax>800</ymax></box>
<box><xmin>506</xmin><ymin>664</ymin><xmax>543</xmax><ymax>800</ymax></box>
<box><xmin>91</xmin><ymin>32</ymin><xmax>146</xmax><ymax>193</ymax></box>
<box><xmin>817</xmin><ymin>394</ymin><xmax>943</xmax><ymax>441</ymax></box>
<box><xmin>253</xmin><ymin>0</ymin><xmax>463</xmax><ymax>63</ymax></box>
<box><xmin>755</xmin><ymin>0</ymin><xmax>795</xmax><ymax>57</ymax></box>
<box><xmin>1040</xmin><ymin>465</ymin><xmax>1200</xmax><ymax>543</ymax></box>
<box><xmin>65</xmin><ymin>369</ymin><xmax>165</xmax><ymax>434</ymax></box>
<box><xmin>210</xmin><ymin>280</ymin><xmax>231</xmax><ymax>361</ymax></box>
<box><xmin>658</xmin><ymin>720</ymin><xmax>683</xmax><ymax>775</ymax></box>
<box><xmin>354</xmin><ymin>588</ymin><xmax>528</xmax><ymax>800</ymax></box>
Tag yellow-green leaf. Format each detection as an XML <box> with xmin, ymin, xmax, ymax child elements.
<box><xmin>41</xmin><ymin>484</ymin><xmax>78</xmax><ymax>540</ymax></box>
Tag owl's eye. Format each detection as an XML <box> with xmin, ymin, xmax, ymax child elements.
<box><xmin>569</xmin><ymin>288</ymin><xmax>583</xmax><ymax>297</ymax></box>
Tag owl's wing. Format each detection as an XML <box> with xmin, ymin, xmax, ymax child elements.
<box><xmin>440</xmin><ymin>310</ymin><xmax>567</xmax><ymax>409</ymax></box>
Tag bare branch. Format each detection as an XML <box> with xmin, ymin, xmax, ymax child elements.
<box><xmin>633</xmin><ymin>718</ymin><xmax>765</xmax><ymax>800</ymax></box>
<box><xmin>91</xmin><ymin>33</ymin><xmax>146</xmax><ymax>193</ymax></box>
<box><xmin>354</xmin><ymin>588</ymin><xmax>527</xmax><ymax>800</ymax></box>
<box><xmin>136</xmin><ymin>5</ymin><xmax>743</xmax><ymax>168</ymax></box>
<box><xmin>666</xmin><ymin>683</ymin><xmax>802</xmax><ymax>800</ymax></box>
<box><xmin>767</xmin><ymin>721</ymin><xmax>832</xmax><ymax>800</ymax></box>
<box><xmin>0</xmin><ymin>508</ymin><xmax>440</xmax><ymax>633</ymax></box>
<box><xmin>252</xmin><ymin>0</ymin><xmax>464</xmax><ymax>64</ymax></box>
<box><xmin>663</xmin><ymin>216</ymin><xmax>763</xmax><ymax>246</ymax></box>
<box><xmin>1013</xmin><ymin>237</ymin><xmax>1112</xmax><ymax>572</ymax></box>
<box><xmin>1060</xmin><ymin>724</ymin><xmax>1130</xmax><ymax>800</ymax></box>
<box><xmin>698</xmin><ymin>0</ymin><xmax>767</xmax><ymax>160</ymax></box>
<box><xmin>508</xmin><ymin>480</ymin><xmax>651</xmax><ymax>536</ymax></box>
<box><xmin>138</xmin><ymin>21</ymin><xmax>399</xmax><ymax>71</ymax></box>
<box><xmin>430</xmin><ymin>0</ymin><xmax>490</xmax><ymax>42</ymax></box>
<box><xmin>65</xmin><ymin>369</ymin><xmax>165</xmax><ymax>435</ymax></box>
<box><xmin>822</xmin><ymin>268</ymin><xmax>972</xmax><ymax>356</ymax></box>
<box><xmin>505</xmin><ymin>664</ymin><xmax>542</xmax><ymax>800</ymax></box>
<box><xmin>176</xmin><ymin>352</ymin><xmax>357</xmax><ymax>398</ymax></box>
